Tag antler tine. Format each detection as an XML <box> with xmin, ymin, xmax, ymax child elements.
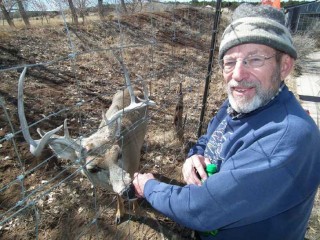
<box><xmin>63</xmin><ymin>119</ymin><xmax>71</xmax><ymax>139</ymax></box>
<box><xmin>107</xmin><ymin>52</ymin><xmax>155</xmax><ymax>124</ymax></box>
<box><xmin>106</xmin><ymin>93</ymin><xmax>155</xmax><ymax>124</ymax></box>
<box><xmin>113</xmin><ymin>51</ymin><xmax>136</xmax><ymax>104</ymax></box>
<box><xmin>60</xmin><ymin>119</ymin><xmax>83</xmax><ymax>152</ymax></box>
<box><xmin>136</xmin><ymin>75</ymin><xmax>156</xmax><ymax>106</ymax></box>
<box><xmin>18</xmin><ymin>67</ymin><xmax>63</xmax><ymax>156</ymax></box>
<box><xmin>36</xmin><ymin>119</ymin><xmax>83</xmax><ymax>157</ymax></box>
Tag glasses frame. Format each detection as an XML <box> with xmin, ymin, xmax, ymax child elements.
<box><xmin>218</xmin><ymin>54</ymin><xmax>277</xmax><ymax>73</ymax></box>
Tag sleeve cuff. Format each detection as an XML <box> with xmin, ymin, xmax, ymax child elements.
<box><xmin>143</xmin><ymin>179</ymin><xmax>160</xmax><ymax>198</ymax></box>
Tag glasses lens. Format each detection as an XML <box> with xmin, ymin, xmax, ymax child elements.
<box><xmin>223</xmin><ymin>60</ymin><xmax>236</xmax><ymax>72</ymax></box>
<box><xmin>247</xmin><ymin>56</ymin><xmax>265</xmax><ymax>67</ymax></box>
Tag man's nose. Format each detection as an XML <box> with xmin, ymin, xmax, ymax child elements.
<box><xmin>231</xmin><ymin>61</ymin><xmax>249</xmax><ymax>81</ymax></box>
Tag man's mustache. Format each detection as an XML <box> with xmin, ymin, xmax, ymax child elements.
<box><xmin>228</xmin><ymin>80</ymin><xmax>258</xmax><ymax>88</ymax></box>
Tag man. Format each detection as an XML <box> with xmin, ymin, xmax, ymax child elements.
<box><xmin>133</xmin><ymin>4</ymin><xmax>320</xmax><ymax>239</ymax></box>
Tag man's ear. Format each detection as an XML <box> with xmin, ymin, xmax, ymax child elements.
<box><xmin>280</xmin><ymin>54</ymin><xmax>295</xmax><ymax>80</ymax></box>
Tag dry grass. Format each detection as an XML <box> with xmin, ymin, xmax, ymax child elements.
<box><xmin>309</xmin><ymin>22</ymin><xmax>320</xmax><ymax>48</ymax></box>
<box><xmin>292</xmin><ymin>33</ymin><xmax>317</xmax><ymax>76</ymax></box>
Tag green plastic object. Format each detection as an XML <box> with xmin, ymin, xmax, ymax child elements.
<box><xmin>206</xmin><ymin>164</ymin><xmax>217</xmax><ymax>176</ymax></box>
<box><xmin>202</xmin><ymin>229</ymin><xmax>219</xmax><ymax>237</ymax></box>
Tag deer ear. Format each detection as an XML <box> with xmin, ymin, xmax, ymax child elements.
<box><xmin>47</xmin><ymin>141</ymin><xmax>78</xmax><ymax>161</ymax></box>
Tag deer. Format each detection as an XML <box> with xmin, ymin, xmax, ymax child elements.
<box><xmin>17</xmin><ymin>58</ymin><xmax>155</xmax><ymax>224</ymax></box>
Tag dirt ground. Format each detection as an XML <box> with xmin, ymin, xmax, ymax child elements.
<box><xmin>0</xmin><ymin>4</ymin><xmax>319</xmax><ymax>240</ymax></box>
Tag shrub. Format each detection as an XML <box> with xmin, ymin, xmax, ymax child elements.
<box><xmin>308</xmin><ymin>21</ymin><xmax>320</xmax><ymax>48</ymax></box>
<box><xmin>292</xmin><ymin>30</ymin><xmax>317</xmax><ymax>76</ymax></box>
<box><xmin>293</xmin><ymin>32</ymin><xmax>316</xmax><ymax>60</ymax></box>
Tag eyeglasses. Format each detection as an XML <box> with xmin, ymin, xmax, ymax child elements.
<box><xmin>218</xmin><ymin>54</ymin><xmax>276</xmax><ymax>73</ymax></box>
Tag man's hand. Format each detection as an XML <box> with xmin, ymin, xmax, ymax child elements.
<box><xmin>132</xmin><ymin>172</ymin><xmax>155</xmax><ymax>198</ymax></box>
<box><xmin>182</xmin><ymin>155</ymin><xmax>211</xmax><ymax>186</ymax></box>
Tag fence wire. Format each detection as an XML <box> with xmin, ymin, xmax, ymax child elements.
<box><xmin>0</xmin><ymin>1</ymin><xmax>224</xmax><ymax>239</ymax></box>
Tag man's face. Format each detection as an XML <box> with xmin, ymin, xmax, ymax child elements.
<box><xmin>222</xmin><ymin>44</ymin><xmax>281</xmax><ymax>113</ymax></box>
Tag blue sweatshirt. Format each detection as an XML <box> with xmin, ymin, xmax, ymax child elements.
<box><xmin>143</xmin><ymin>85</ymin><xmax>320</xmax><ymax>239</ymax></box>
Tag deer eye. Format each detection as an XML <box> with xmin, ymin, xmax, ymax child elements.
<box><xmin>87</xmin><ymin>166</ymin><xmax>101</xmax><ymax>173</ymax></box>
<box><xmin>118</xmin><ymin>151</ymin><xmax>123</xmax><ymax>160</ymax></box>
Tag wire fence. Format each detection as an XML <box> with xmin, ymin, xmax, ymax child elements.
<box><xmin>0</xmin><ymin>1</ymin><xmax>225</xmax><ymax>239</ymax></box>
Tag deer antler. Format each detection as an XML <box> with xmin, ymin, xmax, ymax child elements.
<box><xmin>36</xmin><ymin>119</ymin><xmax>83</xmax><ymax>153</ymax></box>
<box><xmin>18</xmin><ymin>67</ymin><xmax>84</xmax><ymax>159</ymax></box>
<box><xmin>18</xmin><ymin>67</ymin><xmax>64</xmax><ymax>156</ymax></box>
<box><xmin>109</xmin><ymin>51</ymin><xmax>155</xmax><ymax>124</ymax></box>
<box><xmin>136</xmin><ymin>74</ymin><xmax>154</xmax><ymax>103</ymax></box>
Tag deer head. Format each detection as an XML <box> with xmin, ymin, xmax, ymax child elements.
<box><xmin>18</xmin><ymin>67</ymin><xmax>155</xmax><ymax>196</ymax></box>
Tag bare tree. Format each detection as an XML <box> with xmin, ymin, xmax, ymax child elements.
<box><xmin>67</xmin><ymin>0</ymin><xmax>79</xmax><ymax>24</ymax></box>
<box><xmin>17</xmin><ymin>0</ymin><xmax>30</xmax><ymax>27</ymax></box>
<box><xmin>126</xmin><ymin>0</ymin><xmax>143</xmax><ymax>13</ymax></box>
<box><xmin>30</xmin><ymin>0</ymin><xmax>49</xmax><ymax>25</ymax></box>
<box><xmin>119</xmin><ymin>0</ymin><xmax>127</xmax><ymax>14</ymax></box>
<box><xmin>0</xmin><ymin>0</ymin><xmax>15</xmax><ymax>27</ymax></box>
<box><xmin>97</xmin><ymin>0</ymin><xmax>104</xmax><ymax>20</ymax></box>
<box><xmin>73</xmin><ymin>0</ymin><xmax>90</xmax><ymax>24</ymax></box>
<box><xmin>45</xmin><ymin>0</ymin><xmax>66</xmax><ymax>12</ymax></box>
<box><xmin>118</xmin><ymin>0</ymin><xmax>142</xmax><ymax>15</ymax></box>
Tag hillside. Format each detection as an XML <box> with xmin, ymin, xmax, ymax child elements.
<box><xmin>0</xmin><ymin>6</ymin><xmax>227</xmax><ymax>239</ymax></box>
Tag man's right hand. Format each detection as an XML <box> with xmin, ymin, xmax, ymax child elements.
<box><xmin>182</xmin><ymin>155</ymin><xmax>211</xmax><ymax>186</ymax></box>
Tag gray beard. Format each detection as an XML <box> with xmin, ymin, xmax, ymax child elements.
<box><xmin>227</xmin><ymin>68</ymin><xmax>281</xmax><ymax>114</ymax></box>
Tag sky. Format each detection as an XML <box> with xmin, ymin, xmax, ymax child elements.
<box><xmin>27</xmin><ymin>0</ymin><xmax>317</xmax><ymax>11</ymax></box>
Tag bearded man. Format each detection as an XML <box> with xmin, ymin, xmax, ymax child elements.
<box><xmin>133</xmin><ymin>4</ymin><xmax>320</xmax><ymax>240</ymax></box>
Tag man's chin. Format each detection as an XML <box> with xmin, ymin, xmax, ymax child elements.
<box><xmin>230</xmin><ymin>97</ymin><xmax>263</xmax><ymax>114</ymax></box>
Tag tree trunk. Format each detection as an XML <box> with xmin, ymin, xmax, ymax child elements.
<box><xmin>0</xmin><ymin>1</ymin><xmax>15</xmax><ymax>28</ymax></box>
<box><xmin>98</xmin><ymin>0</ymin><xmax>104</xmax><ymax>20</ymax></box>
<box><xmin>17</xmin><ymin>0</ymin><xmax>30</xmax><ymax>27</ymax></box>
<box><xmin>68</xmin><ymin>0</ymin><xmax>78</xmax><ymax>25</ymax></box>
<box><xmin>120</xmin><ymin>0</ymin><xmax>128</xmax><ymax>14</ymax></box>
<box><xmin>80</xmin><ymin>12</ymin><xmax>85</xmax><ymax>25</ymax></box>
